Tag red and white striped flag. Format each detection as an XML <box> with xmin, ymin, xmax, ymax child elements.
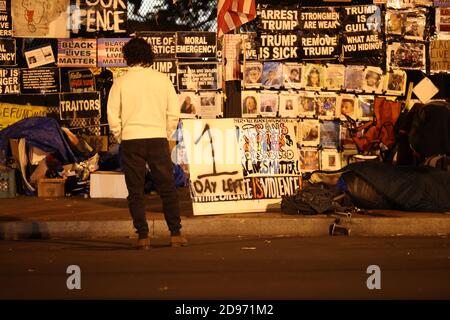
<box><xmin>217</xmin><ymin>0</ymin><xmax>256</xmax><ymax>37</ymax></box>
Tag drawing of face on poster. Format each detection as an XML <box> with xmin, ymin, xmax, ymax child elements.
<box><xmin>260</xmin><ymin>92</ymin><xmax>278</xmax><ymax>116</ymax></box>
<box><xmin>241</xmin><ymin>91</ymin><xmax>260</xmax><ymax>117</ymax></box>
<box><xmin>324</xmin><ymin>64</ymin><xmax>345</xmax><ymax>90</ymax></box>
<box><xmin>321</xmin><ymin>149</ymin><xmax>341</xmax><ymax>171</ymax></box>
<box><xmin>300</xmin><ymin>119</ymin><xmax>320</xmax><ymax>146</ymax></box>
<box><xmin>303</xmin><ymin>64</ymin><xmax>324</xmax><ymax>89</ymax></box>
<box><xmin>386</xmin><ymin>11</ymin><xmax>406</xmax><ymax>35</ymax></box>
<box><xmin>316</xmin><ymin>93</ymin><xmax>338</xmax><ymax>119</ymax></box>
<box><xmin>320</xmin><ymin>121</ymin><xmax>340</xmax><ymax>148</ymax></box>
<box><xmin>243</xmin><ymin>62</ymin><xmax>262</xmax><ymax>88</ymax></box>
<box><xmin>339</xmin><ymin>95</ymin><xmax>357</xmax><ymax>120</ymax></box>
<box><xmin>385</xmin><ymin>69</ymin><xmax>407</xmax><ymax>95</ymax></box>
<box><xmin>344</xmin><ymin>65</ymin><xmax>365</xmax><ymax>91</ymax></box>
<box><xmin>298</xmin><ymin>91</ymin><xmax>316</xmax><ymax>118</ymax></box>
<box><xmin>279</xmin><ymin>93</ymin><xmax>298</xmax><ymax>118</ymax></box>
<box><xmin>261</xmin><ymin>62</ymin><xmax>283</xmax><ymax>89</ymax></box>
<box><xmin>299</xmin><ymin>148</ymin><xmax>320</xmax><ymax>172</ymax></box>
<box><xmin>357</xmin><ymin>95</ymin><xmax>375</xmax><ymax>120</ymax></box>
<box><xmin>12</xmin><ymin>0</ymin><xmax>70</xmax><ymax>37</ymax></box>
<box><xmin>179</xmin><ymin>92</ymin><xmax>198</xmax><ymax>118</ymax></box>
<box><xmin>283</xmin><ymin>63</ymin><xmax>302</xmax><ymax>89</ymax></box>
<box><xmin>404</xmin><ymin>10</ymin><xmax>426</xmax><ymax>41</ymax></box>
<box><xmin>387</xmin><ymin>42</ymin><xmax>426</xmax><ymax>70</ymax></box>
<box><xmin>363</xmin><ymin>67</ymin><xmax>384</xmax><ymax>93</ymax></box>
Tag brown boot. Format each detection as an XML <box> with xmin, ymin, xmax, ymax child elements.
<box><xmin>171</xmin><ymin>234</ymin><xmax>188</xmax><ymax>247</ymax></box>
<box><xmin>135</xmin><ymin>237</ymin><xmax>150</xmax><ymax>250</ymax></box>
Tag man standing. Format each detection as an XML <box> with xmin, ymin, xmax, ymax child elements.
<box><xmin>107</xmin><ymin>38</ymin><xmax>187</xmax><ymax>250</ymax></box>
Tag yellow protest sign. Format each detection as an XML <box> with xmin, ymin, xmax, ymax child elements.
<box><xmin>0</xmin><ymin>103</ymin><xmax>48</xmax><ymax>130</ymax></box>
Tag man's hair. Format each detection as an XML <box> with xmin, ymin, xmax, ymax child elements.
<box><xmin>123</xmin><ymin>37</ymin><xmax>155</xmax><ymax>67</ymax></box>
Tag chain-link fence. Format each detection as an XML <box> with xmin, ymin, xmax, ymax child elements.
<box><xmin>127</xmin><ymin>0</ymin><xmax>217</xmax><ymax>33</ymax></box>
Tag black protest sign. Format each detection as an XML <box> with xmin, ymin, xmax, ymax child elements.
<box><xmin>298</xmin><ymin>7</ymin><xmax>341</xmax><ymax>32</ymax></box>
<box><xmin>177</xmin><ymin>63</ymin><xmax>218</xmax><ymax>91</ymax></box>
<box><xmin>299</xmin><ymin>34</ymin><xmax>340</xmax><ymax>60</ymax></box>
<box><xmin>176</xmin><ymin>32</ymin><xmax>217</xmax><ymax>59</ymax></box>
<box><xmin>0</xmin><ymin>11</ymin><xmax>12</xmax><ymax>37</ymax></box>
<box><xmin>70</xmin><ymin>0</ymin><xmax>127</xmax><ymax>35</ymax></box>
<box><xmin>257</xmin><ymin>5</ymin><xmax>300</xmax><ymax>31</ymax></box>
<box><xmin>241</xmin><ymin>33</ymin><xmax>258</xmax><ymax>60</ymax></box>
<box><xmin>21</xmin><ymin>68</ymin><xmax>60</xmax><ymax>94</ymax></box>
<box><xmin>152</xmin><ymin>59</ymin><xmax>177</xmax><ymax>87</ymax></box>
<box><xmin>68</xmin><ymin>69</ymin><xmax>96</xmax><ymax>93</ymax></box>
<box><xmin>59</xmin><ymin>92</ymin><xmax>101</xmax><ymax>120</ymax></box>
<box><xmin>259</xmin><ymin>32</ymin><xmax>299</xmax><ymax>60</ymax></box>
<box><xmin>0</xmin><ymin>68</ymin><xmax>20</xmax><ymax>94</ymax></box>
<box><xmin>0</xmin><ymin>38</ymin><xmax>16</xmax><ymax>66</ymax></box>
<box><xmin>342</xmin><ymin>5</ymin><xmax>383</xmax><ymax>64</ymax></box>
<box><xmin>137</xmin><ymin>32</ymin><xmax>176</xmax><ymax>60</ymax></box>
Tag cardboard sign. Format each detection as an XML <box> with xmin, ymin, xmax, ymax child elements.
<box><xmin>0</xmin><ymin>103</ymin><xmax>47</xmax><ymax>130</ymax></box>
<box><xmin>137</xmin><ymin>32</ymin><xmax>177</xmax><ymax>59</ymax></box>
<box><xmin>59</xmin><ymin>91</ymin><xmax>101</xmax><ymax>120</ymax></box>
<box><xmin>0</xmin><ymin>68</ymin><xmax>20</xmax><ymax>94</ymax></box>
<box><xmin>430</xmin><ymin>39</ymin><xmax>450</xmax><ymax>73</ymax></box>
<box><xmin>0</xmin><ymin>38</ymin><xmax>16</xmax><ymax>66</ymax></box>
<box><xmin>0</xmin><ymin>11</ymin><xmax>12</xmax><ymax>37</ymax></box>
<box><xmin>21</xmin><ymin>68</ymin><xmax>60</xmax><ymax>94</ymax></box>
<box><xmin>177</xmin><ymin>63</ymin><xmax>219</xmax><ymax>91</ymax></box>
<box><xmin>11</xmin><ymin>0</ymin><xmax>70</xmax><ymax>37</ymax></box>
<box><xmin>176</xmin><ymin>32</ymin><xmax>217</xmax><ymax>59</ymax></box>
<box><xmin>151</xmin><ymin>59</ymin><xmax>177</xmax><ymax>87</ymax></box>
<box><xmin>97</xmin><ymin>38</ymin><xmax>129</xmax><ymax>67</ymax></box>
<box><xmin>182</xmin><ymin>118</ymin><xmax>245</xmax><ymax>198</ymax></box>
<box><xmin>70</xmin><ymin>0</ymin><xmax>127</xmax><ymax>35</ymax></box>
<box><xmin>68</xmin><ymin>69</ymin><xmax>96</xmax><ymax>92</ymax></box>
<box><xmin>58</xmin><ymin>38</ymin><xmax>97</xmax><ymax>67</ymax></box>
<box><xmin>259</xmin><ymin>32</ymin><xmax>299</xmax><ymax>60</ymax></box>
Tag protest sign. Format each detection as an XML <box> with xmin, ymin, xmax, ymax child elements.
<box><xmin>24</xmin><ymin>45</ymin><xmax>55</xmax><ymax>68</ymax></box>
<box><xmin>21</xmin><ymin>68</ymin><xmax>60</xmax><ymax>94</ymax></box>
<box><xmin>58</xmin><ymin>38</ymin><xmax>97</xmax><ymax>67</ymax></box>
<box><xmin>59</xmin><ymin>91</ymin><xmax>101</xmax><ymax>120</ymax></box>
<box><xmin>0</xmin><ymin>10</ymin><xmax>12</xmax><ymax>37</ymax></box>
<box><xmin>259</xmin><ymin>32</ymin><xmax>299</xmax><ymax>60</ymax></box>
<box><xmin>436</xmin><ymin>7</ymin><xmax>450</xmax><ymax>39</ymax></box>
<box><xmin>11</xmin><ymin>0</ymin><xmax>70</xmax><ymax>37</ymax></box>
<box><xmin>176</xmin><ymin>32</ymin><xmax>217</xmax><ymax>59</ymax></box>
<box><xmin>0</xmin><ymin>68</ymin><xmax>20</xmax><ymax>94</ymax></box>
<box><xmin>70</xmin><ymin>0</ymin><xmax>127</xmax><ymax>35</ymax></box>
<box><xmin>68</xmin><ymin>69</ymin><xmax>96</xmax><ymax>92</ymax></box>
<box><xmin>177</xmin><ymin>63</ymin><xmax>219</xmax><ymax>91</ymax></box>
<box><xmin>0</xmin><ymin>103</ymin><xmax>48</xmax><ymax>130</ymax></box>
<box><xmin>257</xmin><ymin>5</ymin><xmax>300</xmax><ymax>31</ymax></box>
<box><xmin>152</xmin><ymin>59</ymin><xmax>178</xmax><ymax>87</ymax></box>
<box><xmin>97</xmin><ymin>38</ymin><xmax>129</xmax><ymax>67</ymax></box>
<box><xmin>0</xmin><ymin>38</ymin><xmax>16</xmax><ymax>66</ymax></box>
<box><xmin>137</xmin><ymin>32</ymin><xmax>176</xmax><ymax>59</ymax></box>
<box><xmin>240</xmin><ymin>33</ymin><xmax>258</xmax><ymax>60</ymax></box>
<box><xmin>299</xmin><ymin>34</ymin><xmax>340</xmax><ymax>60</ymax></box>
<box><xmin>430</xmin><ymin>39</ymin><xmax>450</xmax><ymax>73</ymax></box>
<box><xmin>298</xmin><ymin>7</ymin><xmax>341</xmax><ymax>31</ymax></box>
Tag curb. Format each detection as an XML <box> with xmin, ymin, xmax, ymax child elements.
<box><xmin>1</xmin><ymin>215</ymin><xmax>450</xmax><ymax>240</ymax></box>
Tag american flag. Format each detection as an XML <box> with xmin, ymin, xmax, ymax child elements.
<box><xmin>217</xmin><ymin>0</ymin><xmax>256</xmax><ymax>37</ymax></box>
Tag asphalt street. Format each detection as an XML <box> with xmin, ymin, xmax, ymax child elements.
<box><xmin>0</xmin><ymin>236</ymin><xmax>449</xmax><ymax>299</ymax></box>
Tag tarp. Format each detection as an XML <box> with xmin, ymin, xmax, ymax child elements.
<box><xmin>0</xmin><ymin>117</ymin><xmax>78</xmax><ymax>165</ymax></box>
<box><xmin>342</xmin><ymin>161</ymin><xmax>450</xmax><ymax>212</ymax></box>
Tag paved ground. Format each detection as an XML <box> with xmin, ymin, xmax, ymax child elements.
<box><xmin>0</xmin><ymin>236</ymin><xmax>449</xmax><ymax>300</ymax></box>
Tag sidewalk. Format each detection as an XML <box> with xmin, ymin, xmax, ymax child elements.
<box><xmin>1</xmin><ymin>188</ymin><xmax>450</xmax><ymax>239</ymax></box>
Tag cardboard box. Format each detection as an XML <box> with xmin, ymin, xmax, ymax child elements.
<box><xmin>38</xmin><ymin>178</ymin><xmax>66</xmax><ymax>198</ymax></box>
<box><xmin>90</xmin><ymin>171</ymin><xmax>128</xmax><ymax>199</ymax></box>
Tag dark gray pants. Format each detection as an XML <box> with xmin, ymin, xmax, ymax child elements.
<box><xmin>121</xmin><ymin>138</ymin><xmax>181</xmax><ymax>239</ymax></box>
